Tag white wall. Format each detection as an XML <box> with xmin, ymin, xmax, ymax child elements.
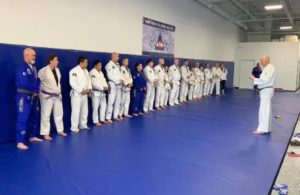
<box><xmin>234</xmin><ymin>42</ymin><xmax>300</xmax><ymax>91</ymax></box>
<box><xmin>0</xmin><ymin>0</ymin><xmax>240</xmax><ymax>61</ymax></box>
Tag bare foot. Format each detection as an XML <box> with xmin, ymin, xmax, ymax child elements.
<box><xmin>133</xmin><ymin>113</ymin><xmax>139</xmax><ymax>116</ymax></box>
<box><xmin>58</xmin><ymin>132</ymin><xmax>67</xmax><ymax>137</ymax></box>
<box><xmin>43</xmin><ymin>135</ymin><xmax>53</xmax><ymax>141</ymax></box>
<box><xmin>119</xmin><ymin>116</ymin><xmax>124</xmax><ymax>120</ymax></box>
<box><xmin>29</xmin><ymin>137</ymin><xmax>43</xmax><ymax>142</ymax></box>
<box><xmin>113</xmin><ymin>118</ymin><xmax>122</xmax><ymax>121</ymax></box>
<box><xmin>139</xmin><ymin>112</ymin><xmax>144</xmax><ymax>115</ymax></box>
<box><xmin>94</xmin><ymin>122</ymin><xmax>102</xmax><ymax>126</ymax></box>
<box><xmin>124</xmin><ymin>115</ymin><xmax>132</xmax><ymax>118</ymax></box>
<box><xmin>106</xmin><ymin>119</ymin><xmax>113</xmax><ymax>123</ymax></box>
<box><xmin>253</xmin><ymin>130</ymin><xmax>268</xmax><ymax>135</ymax></box>
<box><xmin>100</xmin><ymin>120</ymin><xmax>108</xmax><ymax>124</ymax></box>
<box><xmin>17</xmin><ymin>143</ymin><xmax>29</xmax><ymax>150</ymax></box>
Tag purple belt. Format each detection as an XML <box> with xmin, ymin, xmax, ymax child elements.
<box><xmin>42</xmin><ymin>90</ymin><xmax>61</xmax><ymax>97</ymax></box>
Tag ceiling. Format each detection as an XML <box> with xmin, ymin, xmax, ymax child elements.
<box><xmin>196</xmin><ymin>0</ymin><xmax>300</xmax><ymax>38</ymax></box>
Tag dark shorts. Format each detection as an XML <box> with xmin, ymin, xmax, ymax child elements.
<box><xmin>221</xmin><ymin>80</ymin><xmax>226</xmax><ymax>90</ymax></box>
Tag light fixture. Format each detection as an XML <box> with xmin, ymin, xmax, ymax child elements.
<box><xmin>280</xmin><ymin>26</ymin><xmax>293</xmax><ymax>30</ymax></box>
<box><xmin>264</xmin><ymin>4</ymin><xmax>283</xmax><ymax>10</ymax></box>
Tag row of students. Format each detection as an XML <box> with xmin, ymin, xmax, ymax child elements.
<box><xmin>15</xmin><ymin>48</ymin><xmax>227</xmax><ymax>150</ymax></box>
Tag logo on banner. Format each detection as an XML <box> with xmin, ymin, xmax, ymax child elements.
<box><xmin>142</xmin><ymin>17</ymin><xmax>175</xmax><ymax>57</ymax></box>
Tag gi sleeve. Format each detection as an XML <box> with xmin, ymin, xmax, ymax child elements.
<box><xmin>69</xmin><ymin>70</ymin><xmax>83</xmax><ymax>93</ymax></box>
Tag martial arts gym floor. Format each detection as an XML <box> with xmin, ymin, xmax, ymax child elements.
<box><xmin>0</xmin><ymin>90</ymin><xmax>299</xmax><ymax>195</ymax></box>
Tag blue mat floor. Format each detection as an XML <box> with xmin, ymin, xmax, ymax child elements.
<box><xmin>0</xmin><ymin>90</ymin><xmax>299</xmax><ymax>195</ymax></box>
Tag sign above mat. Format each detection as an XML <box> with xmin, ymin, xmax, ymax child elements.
<box><xmin>142</xmin><ymin>17</ymin><xmax>175</xmax><ymax>57</ymax></box>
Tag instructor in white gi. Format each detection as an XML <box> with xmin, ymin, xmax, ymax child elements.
<box><xmin>119</xmin><ymin>58</ymin><xmax>133</xmax><ymax>118</ymax></box>
<box><xmin>168</xmin><ymin>59</ymin><xmax>181</xmax><ymax>106</ymax></box>
<box><xmin>154</xmin><ymin>58</ymin><xmax>165</xmax><ymax>110</ymax></box>
<box><xmin>38</xmin><ymin>54</ymin><xmax>67</xmax><ymax>140</ymax></box>
<box><xmin>105</xmin><ymin>52</ymin><xmax>124</xmax><ymax>122</ymax></box>
<box><xmin>143</xmin><ymin>59</ymin><xmax>157</xmax><ymax>112</ymax></box>
<box><xmin>250</xmin><ymin>55</ymin><xmax>275</xmax><ymax>135</ymax></box>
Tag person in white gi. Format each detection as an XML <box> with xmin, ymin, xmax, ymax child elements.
<box><xmin>188</xmin><ymin>67</ymin><xmax>196</xmax><ymax>101</ymax></box>
<box><xmin>89</xmin><ymin>60</ymin><xmax>109</xmax><ymax>126</ymax></box>
<box><xmin>119</xmin><ymin>58</ymin><xmax>133</xmax><ymax>118</ymax></box>
<box><xmin>220</xmin><ymin>64</ymin><xmax>228</xmax><ymax>96</ymax></box>
<box><xmin>249</xmin><ymin>55</ymin><xmax>275</xmax><ymax>135</ymax></box>
<box><xmin>215</xmin><ymin>63</ymin><xmax>222</xmax><ymax>96</ymax></box>
<box><xmin>210</xmin><ymin>64</ymin><xmax>218</xmax><ymax>95</ymax></box>
<box><xmin>180</xmin><ymin>59</ymin><xmax>190</xmax><ymax>103</ymax></box>
<box><xmin>193</xmin><ymin>62</ymin><xmax>201</xmax><ymax>99</ymax></box>
<box><xmin>204</xmin><ymin>64</ymin><xmax>212</xmax><ymax>96</ymax></box>
<box><xmin>38</xmin><ymin>54</ymin><xmax>67</xmax><ymax>140</ymax></box>
<box><xmin>105</xmin><ymin>52</ymin><xmax>124</xmax><ymax>122</ymax></box>
<box><xmin>143</xmin><ymin>59</ymin><xmax>157</xmax><ymax>112</ymax></box>
<box><xmin>163</xmin><ymin>65</ymin><xmax>171</xmax><ymax>106</ymax></box>
<box><xmin>168</xmin><ymin>59</ymin><xmax>181</xmax><ymax>106</ymax></box>
<box><xmin>199</xmin><ymin>66</ymin><xmax>205</xmax><ymax>98</ymax></box>
<box><xmin>69</xmin><ymin>56</ymin><xmax>92</xmax><ymax>132</ymax></box>
<box><xmin>154</xmin><ymin>58</ymin><xmax>166</xmax><ymax>110</ymax></box>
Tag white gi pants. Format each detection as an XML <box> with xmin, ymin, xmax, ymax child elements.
<box><xmin>155</xmin><ymin>83</ymin><xmax>164</xmax><ymax>108</ymax></box>
<box><xmin>169</xmin><ymin>83</ymin><xmax>180</xmax><ymax>105</ymax></box>
<box><xmin>71</xmin><ymin>92</ymin><xmax>88</xmax><ymax>131</ymax></box>
<box><xmin>257</xmin><ymin>88</ymin><xmax>274</xmax><ymax>133</ymax></box>
<box><xmin>180</xmin><ymin>81</ymin><xmax>189</xmax><ymax>102</ymax></box>
<box><xmin>40</xmin><ymin>96</ymin><xmax>64</xmax><ymax>135</ymax></box>
<box><xmin>174</xmin><ymin>85</ymin><xmax>180</xmax><ymax>104</ymax></box>
<box><xmin>188</xmin><ymin>85</ymin><xmax>194</xmax><ymax>100</ymax></box>
<box><xmin>199</xmin><ymin>83</ymin><xmax>204</xmax><ymax>97</ymax></box>
<box><xmin>164</xmin><ymin>89</ymin><xmax>170</xmax><ymax>106</ymax></box>
<box><xmin>215</xmin><ymin>79</ymin><xmax>220</xmax><ymax>95</ymax></box>
<box><xmin>91</xmin><ymin>94</ymin><xmax>107</xmax><ymax>123</ymax></box>
<box><xmin>106</xmin><ymin>82</ymin><xmax>122</xmax><ymax>120</ymax></box>
<box><xmin>143</xmin><ymin>83</ymin><xmax>155</xmax><ymax>112</ymax></box>
<box><xmin>193</xmin><ymin>83</ymin><xmax>200</xmax><ymax>99</ymax></box>
<box><xmin>119</xmin><ymin>89</ymin><xmax>131</xmax><ymax>116</ymax></box>
<box><xmin>210</xmin><ymin>80</ymin><xmax>216</xmax><ymax>95</ymax></box>
<box><xmin>204</xmin><ymin>80</ymin><xmax>211</xmax><ymax>96</ymax></box>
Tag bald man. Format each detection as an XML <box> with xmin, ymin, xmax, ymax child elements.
<box><xmin>105</xmin><ymin>52</ymin><xmax>124</xmax><ymax>122</ymax></box>
<box><xmin>250</xmin><ymin>55</ymin><xmax>275</xmax><ymax>135</ymax></box>
<box><xmin>15</xmin><ymin>48</ymin><xmax>43</xmax><ymax>150</ymax></box>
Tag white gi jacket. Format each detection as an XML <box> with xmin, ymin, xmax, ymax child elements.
<box><xmin>144</xmin><ymin>65</ymin><xmax>157</xmax><ymax>86</ymax></box>
<box><xmin>105</xmin><ymin>60</ymin><xmax>123</xmax><ymax>86</ymax></box>
<box><xmin>120</xmin><ymin>66</ymin><xmax>133</xmax><ymax>91</ymax></box>
<box><xmin>254</xmin><ymin>64</ymin><xmax>275</xmax><ymax>88</ymax></box>
<box><xmin>38</xmin><ymin>66</ymin><xmax>61</xmax><ymax>98</ymax></box>
<box><xmin>220</xmin><ymin>68</ymin><xmax>228</xmax><ymax>81</ymax></box>
<box><xmin>168</xmin><ymin>64</ymin><xmax>181</xmax><ymax>86</ymax></box>
<box><xmin>181</xmin><ymin>65</ymin><xmax>190</xmax><ymax>83</ymax></box>
<box><xmin>69</xmin><ymin>65</ymin><xmax>92</xmax><ymax>96</ymax></box>
<box><xmin>89</xmin><ymin>68</ymin><xmax>108</xmax><ymax>97</ymax></box>
<box><xmin>204</xmin><ymin>68</ymin><xmax>212</xmax><ymax>81</ymax></box>
<box><xmin>154</xmin><ymin>65</ymin><xmax>165</xmax><ymax>86</ymax></box>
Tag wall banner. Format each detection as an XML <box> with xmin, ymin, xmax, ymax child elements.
<box><xmin>142</xmin><ymin>17</ymin><xmax>175</xmax><ymax>57</ymax></box>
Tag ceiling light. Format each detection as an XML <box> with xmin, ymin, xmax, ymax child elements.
<box><xmin>264</xmin><ymin>4</ymin><xmax>283</xmax><ymax>10</ymax></box>
<box><xmin>280</xmin><ymin>26</ymin><xmax>293</xmax><ymax>30</ymax></box>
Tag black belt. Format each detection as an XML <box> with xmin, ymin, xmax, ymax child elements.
<box><xmin>258</xmin><ymin>86</ymin><xmax>274</xmax><ymax>91</ymax></box>
<box><xmin>17</xmin><ymin>88</ymin><xmax>34</xmax><ymax>95</ymax></box>
<box><xmin>42</xmin><ymin>90</ymin><xmax>60</xmax><ymax>97</ymax></box>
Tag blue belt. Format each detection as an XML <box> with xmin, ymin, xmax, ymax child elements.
<box><xmin>17</xmin><ymin>88</ymin><xmax>34</xmax><ymax>95</ymax></box>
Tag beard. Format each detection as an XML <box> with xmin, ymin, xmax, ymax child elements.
<box><xmin>29</xmin><ymin>60</ymin><xmax>35</xmax><ymax>65</ymax></box>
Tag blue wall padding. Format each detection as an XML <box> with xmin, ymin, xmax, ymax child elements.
<box><xmin>0</xmin><ymin>43</ymin><xmax>234</xmax><ymax>143</ymax></box>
